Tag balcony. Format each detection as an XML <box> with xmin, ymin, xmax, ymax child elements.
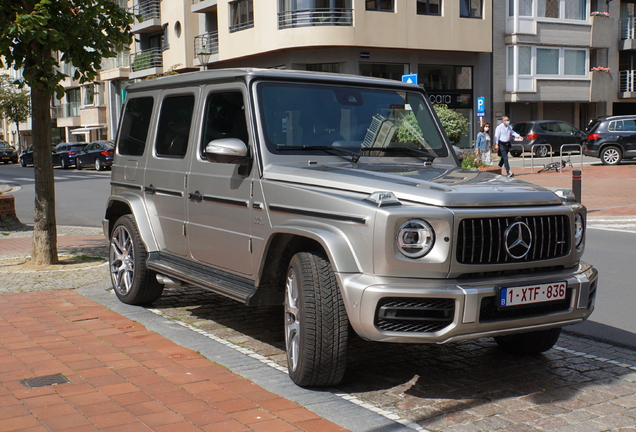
<box><xmin>130</xmin><ymin>0</ymin><xmax>162</xmax><ymax>34</ymax></box>
<box><xmin>129</xmin><ymin>48</ymin><xmax>163</xmax><ymax>79</ymax></box>
<box><xmin>620</xmin><ymin>17</ymin><xmax>636</xmax><ymax>50</ymax></box>
<box><xmin>55</xmin><ymin>103</ymin><xmax>82</xmax><ymax>127</ymax></box>
<box><xmin>192</xmin><ymin>0</ymin><xmax>217</xmax><ymax>14</ymax></box>
<box><xmin>278</xmin><ymin>8</ymin><xmax>353</xmax><ymax>29</ymax></box>
<box><xmin>194</xmin><ymin>31</ymin><xmax>219</xmax><ymax>67</ymax></box>
<box><xmin>619</xmin><ymin>70</ymin><xmax>636</xmax><ymax>98</ymax></box>
<box><xmin>590</xmin><ymin>15</ymin><xmax>614</xmax><ymax>48</ymax></box>
<box><xmin>99</xmin><ymin>52</ymin><xmax>131</xmax><ymax>80</ymax></box>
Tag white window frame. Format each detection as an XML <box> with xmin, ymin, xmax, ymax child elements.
<box><xmin>507</xmin><ymin>0</ymin><xmax>589</xmax><ymax>23</ymax></box>
<box><xmin>506</xmin><ymin>45</ymin><xmax>589</xmax><ymax>79</ymax></box>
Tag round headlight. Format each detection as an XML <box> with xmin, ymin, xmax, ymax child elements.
<box><xmin>574</xmin><ymin>213</ymin><xmax>584</xmax><ymax>249</ymax></box>
<box><xmin>396</xmin><ymin>219</ymin><xmax>435</xmax><ymax>259</ymax></box>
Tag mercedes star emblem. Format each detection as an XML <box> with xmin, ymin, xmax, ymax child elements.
<box><xmin>504</xmin><ymin>221</ymin><xmax>533</xmax><ymax>259</ymax></box>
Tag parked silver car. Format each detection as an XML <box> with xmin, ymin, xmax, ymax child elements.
<box><xmin>104</xmin><ymin>69</ymin><xmax>598</xmax><ymax>387</ymax></box>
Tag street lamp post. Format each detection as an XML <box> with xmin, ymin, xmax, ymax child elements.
<box><xmin>197</xmin><ymin>46</ymin><xmax>211</xmax><ymax>71</ymax></box>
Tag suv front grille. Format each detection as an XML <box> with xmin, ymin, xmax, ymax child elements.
<box><xmin>457</xmin><ymin>216</ymin><xmax>570</xmax><ymax>265</ymax></box>
<box><xmin>375</xmin><ymin>298</ymin><xmax>455</xmax><ymax>333</ymax></box>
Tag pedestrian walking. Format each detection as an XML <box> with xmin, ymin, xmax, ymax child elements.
<box><xmin>475</xmin><ymin>123</ymin><xmax>492</xmax><ymax>165</ymax></box>
<box><xmin>493</xmin><ymin>116</ymin><xmax>520</xmax><ymax>177</ymax></box>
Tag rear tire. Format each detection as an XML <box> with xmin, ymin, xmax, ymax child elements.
<box><xmin>600</xmin><ymin>145</ymin><xmax>622</xmax><ymax>165</ymax></box>
<box><xmin>76</xmin><ymin>159</ymin><xmax>82</xmax><ymax>170</ymax></box>
<box><xmin>109</xmin><ymin>215</ymin><xmax>164</xmax><ymax>305</ymax></box>
<box><xmin>60</xmin><ymin>157</ymin><xmax>68</xmax><ymax>170</ymax></box>
<box><xmin>285</xmin><ymin>251</ymin><xmax>349</xmax><ymax>387</ymax></box>
<box><xmin>95</xmin><ymin>158</ymin><xmax>103</xmax><ymax>171</ymax></box>
<box><xmin>494</xmin><ymin>328</ymin><xmax>561</xmax><ymax>355</ymax></box>
<box><xmin>20</xmin><ymin>158</ymin><xmax>26</xmax><ymax>167</ymax></box>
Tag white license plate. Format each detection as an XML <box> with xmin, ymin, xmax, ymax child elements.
<box><xmin>499</xmin><ymin>282</ymin><xmax>567</xmax><ymax>308</ymax></box>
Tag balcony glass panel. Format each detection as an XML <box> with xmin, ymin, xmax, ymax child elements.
<box><xmin>130</xmin><ymin>48</ymin><xmax>163</xmax><ymax>72</ymax></box>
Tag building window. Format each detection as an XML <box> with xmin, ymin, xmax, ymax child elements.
<box><xmin>306</xmin><ymin>63</ymin><xmax>341</xmax><ymax>73</ymax></box>
<box><xmin>359</xmin><ymin>63</ymin><xmax>409</xmax><ymax>81</ymax></box>
<box><xmin>508</xmin><ymin>0</ymin><xmax>533</xmax><ymax>16</ymax></box>
<box><xmin>278</xmin><ymin>0</ymin><xmax>353</xmax><ymax>28</ymax></box>
<box><xmin>460</xmin><ymin>0</ymin><xmax>482</xmax><ymax>18</ymax></box>
<box><xmin>417</xmin><ymin>0</ymin><xmax>441</xmax><ymax>15</ymax></box>
<box><xmin>365</xmin><ymin>0</ymin><xmax>394</xmax><ymax>12</ymax></box>
<box><xmin>508</xmin><ymin>45</ymin><xmax>588</xmax><ymax>77</ymax></box>
<box><xmin>536</xmin><ymin>0</ymin><xmax>587</xmax><ymax>20</ymax></box>
<box><xmin>82</xmin><ymin>84</ymin><xmax>96</xmax><ymax>106</ymax></box>
<box><xmin>418</xmin><ymin>65</ymin><xmax>472</xmax><ymax>90</ymax></box>
<box><xmin>230</xmin><ymin>0</ymin><xmax>254</xmax><ymax>32</ymax></box>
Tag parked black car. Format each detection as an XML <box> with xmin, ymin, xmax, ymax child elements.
<box><xmin>511</xmin><ymin>120</ymin><xmax>586</xmax><ymax>157</ymax></box>
<box><xmin>583</xmin><ymin>115</ymin><xmax>636</xmax><ymax>165</ymax></box>
<box><xmin>0</xmin><ymin>140</ymin><xmax>18</xmax><ymax>164</ymax></box>
<box><xmin>52</xmin><ymin>142</ymin><xmax>87</xmax><ymax>169</ymax></box>
<box><xmin>76</xmin><ymin>141</ymin><xmax>114</xmax><ymax>171</ymax></box>
<box><xmin>19</xmin><ymin>144</ymin><xmax>34</xmax><ymax>167</ymax></box>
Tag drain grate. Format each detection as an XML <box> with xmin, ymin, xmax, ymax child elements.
<box><xmin>20</xmin><ymin>374</ymin><xmax>70</xmax><ymax>389</ymax></box>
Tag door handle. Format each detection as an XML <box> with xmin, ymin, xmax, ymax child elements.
<box><xmin>143</xmin><ymin>185</ymin><xmax>156</xmax><ymax>195</ymax></box>
<box><xmin>188</xmin><ymin>191</ymin><xmax>203</xmax><ymax>203</ymax></box>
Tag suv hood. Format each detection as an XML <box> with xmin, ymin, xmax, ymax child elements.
<box><xmin>263</xmin><ymin>162</ymin><xmax>562</xmax><ymax>207</ymax></box>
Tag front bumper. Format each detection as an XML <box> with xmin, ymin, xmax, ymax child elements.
<box><xmin>338</xmin><ymin>262</ymin><xmax>597</xmax><ymax>343</ymax></box>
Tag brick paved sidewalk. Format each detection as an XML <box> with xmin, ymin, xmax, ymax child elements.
<box><xmin>0</xmin><ymin>290</ymin><xmax>349</xmax><ymax>432</ymax></box>
<box><xmin>0</xmin><ymin>235</ymin><xmax>107</xmax><ymax>256</ymax></box>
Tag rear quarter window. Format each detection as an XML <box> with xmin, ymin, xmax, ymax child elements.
<box><xmin>513</xmin><ymin>123</ymin><xmax>531</xmax><ymax>135</ymax></box>
<box><xmin>118</xmin><ymin>97</ymin><xmax>154</xmax><ymax>156</ymax></box>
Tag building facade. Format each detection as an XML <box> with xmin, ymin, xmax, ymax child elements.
<box><xmin>495</xmin><ymin>0</ymin><xmax>620</xmax><ymax>130</ymax></box>
<box><xmin>52</xmin><ymin>0</ymin><xmax>493</xmax><ymax>148</ymax></box>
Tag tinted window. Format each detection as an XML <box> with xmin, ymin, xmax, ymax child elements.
<box><xmin>624</xmin><ymin>120</ymin><xmax>636</xmax><ymax>132</ymax></box>
<box><xmin>201</xmin><ymin>92</ymin><xmax>248</xmax><ymax>153</ymax></box>
<box><xmin>558</xmin><ymin>122</ymin><xmax>574</xmax><ymax>133</ymax></box>
<box><xmin>118</xmin><ymin>97</ymin><xmax>154</xmax><ymax>156</ymax></box>
<box><xmin>608</xmin><ymin>121</ymin><xmax>622</xmax><ymax>132</ymax></box>
<box><xmin>513</xmin><ymin>123</ymin><xmax>532</xmax><ymax>135</ymax></box>
<box><xmin>70</xmin><ymin>144</ymin><xmax>87</xmax><ymax>151</ymax></box>
<box><xmin>155</xmin><ymin>95</ymin><xmax>195</xmax><ymax>158</ymax></box>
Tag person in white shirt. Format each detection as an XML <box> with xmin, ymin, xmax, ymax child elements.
<box><xmin>493</xmin><ymin>116</ymin><xmax>521</xmax><ymax>177</ymax></box>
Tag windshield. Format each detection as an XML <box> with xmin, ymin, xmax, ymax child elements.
<box><xmin>257</xmin><ymin>82</ymin><xmax>449</xmax><ymax>159</ymax></box>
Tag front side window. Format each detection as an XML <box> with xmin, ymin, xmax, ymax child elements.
<box><xmin>460</xmin><ymin>0</ymin><xmax>482</xmax><ymax>18</ymax></box>
<box><xmin>366</xmin><ymin>0</ymin><xmax>394</xmax><ymax>12</ymax></box>
<box><xmin>417</xmin><ymin>0</ymin><xmax>442</xmax><ymax>15</ymax></box>
<box><xmin>257</xmin><ymin>82</ymin><xmax>449</xmax><ymax>159</ymax></box>
<box><xmin>230</xmin><ymin>0</ymin><xmax>254</xmax><ymax>32</ymax></box>
<box><xmin>118</xmin><ymin>97</ymin><xmax>154</xmax><ymax>156</ymax></box>
<box><xmin>201</xmin><ymin>92</ymin><xmax>248</xmax><ymax>154</ymax></box>
<box><xmin>155</xmin><ymin>95</ymin><xmax>195</xmax><ymax>158</ymax></box>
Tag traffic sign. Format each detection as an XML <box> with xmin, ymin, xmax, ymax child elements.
<box><xmin>477</xmin><ymin>96</ymin><xmax>485</xmax><ymax>117</ymax></box>
<box><xmin>402</xmin><ymin>74</ymin><xmax>418</xmax><ymax>85</ymax></box>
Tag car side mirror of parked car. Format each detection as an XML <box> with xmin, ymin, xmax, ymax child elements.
<box><xmin>204</xmin><ymin>138</ymin><xmax>252</xmax><ymax>176</ymax></box>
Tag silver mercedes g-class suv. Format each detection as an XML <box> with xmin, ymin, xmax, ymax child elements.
<box><xmin>104</xmin><ymin>69</ymin><xmax>598</xmax><ymax>387</ymax></box>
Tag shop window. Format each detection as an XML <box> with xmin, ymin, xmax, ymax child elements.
<box><xmin>359</xmin><ymin>63</ymin><xmax>409</xmax><ymax>81</ymax></box>
<box><xmin>366</xmin><ymin>0</ymin><xmax>394</xmax><ymax>12</ymax></box>
<box><xmin>417</xmin><ymin>0</ymin><xmax>441</xmax><ymax>15</ymax></box>
<box><xmin>306</xmin><ymin>63</ymin><xmax>341</xmax><ymax>73</ymax></box>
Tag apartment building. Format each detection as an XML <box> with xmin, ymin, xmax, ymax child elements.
<box><xmin>51</xmin><ymin>0</ymin><xmax>493</xmax><ymax>148</ymax></box>
<box><xmin>496</xmin><ymin>0</ymin><xmax>622</xmax><ymax>130</ymax></box>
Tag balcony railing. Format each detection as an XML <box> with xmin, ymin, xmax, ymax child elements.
<box><xmin>620</xmin><ymin>70</ymin><xmax>636</xmax><ymax>92</ymax></box>
<box><xmin>278</xmin><ymin>8</ymin><xmax>353</xmax><ymax>29</ymax></box>
<box><xmin>130</xmin><ymin>47</ymin><xmax>163</xmax><ymax>72</ymax></box>
<box><xmin>194</xmin><ymin>31</ymin><xmax>219</xmax><ymax>59</ymax></box>
<box><xmin>54</xmin><ymin>102</ymin><xmax>80</xmax><ymax>119</ymax></box>
<box><xmin>129</xmin><ymin>0</ymin><xmax>161</xmax><ymax>22</ymax></box>
<box><xmin>100</xmin><ymin>51</ymin><xmax>131</xmax><ymax>71</ymax></box>
<box><xmin>621</xmin><ymin>17</ymin><xmax>636</xmax><ymax>40</ymax></box>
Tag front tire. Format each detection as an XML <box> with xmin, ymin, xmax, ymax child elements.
<box><xmin>494</xmin><ymin>328</ymin><xmax>561</xmax><ymax>355</ymax></box>
<box><xmin>601</xmin><ymin>145</ymin><xmax>622</xmax><ymax>165</ymax></box>
<box><xmin>109</xmin><ymin>215</ymin><xmax>163</xmax><ymax>305</ymax></box>
<box><xmin>534</xmin><ymin>145</ymin><xmax>549</xmax><ymax>158</ymax></box>
<box><xmin>20</xmin><ymin>158</ymin><xmax>26</xmax><ymax>167</ymax></box>
<box><xmin>285</xmin><ymin>252</ymin><xmax>349</xmax><ymax>387</ymax></box>
<box><xmin>76</xmin><ymin>159</ymin><xmax>82</xmax><ymax>170</ymax></box>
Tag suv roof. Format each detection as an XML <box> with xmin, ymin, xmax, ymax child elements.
<box><xmin>125</xmin><ymin>67</ymin><xmax>420</xmax><ymax>93</ymax></box>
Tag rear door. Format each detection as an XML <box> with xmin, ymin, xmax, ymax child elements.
<box><xmin>621</xmin><ymin>118</ymin><xmax>636</xmax><ymax>158</ymax></box>
<box><xmin>142</xmin><ymin>90</ymin><xmax>198</xmax><ymax>256</ymax></box>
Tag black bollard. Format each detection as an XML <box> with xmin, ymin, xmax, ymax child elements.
<box><xmin>572</xmin><ymin>169</ymin><xmax>581</xmax><ymax>203</ymax></box>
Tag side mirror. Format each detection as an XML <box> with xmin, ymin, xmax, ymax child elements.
<box><xmin>204</xmin><ymin>138</ymin><xmax>249</xmax><ymax>165</ymax></box>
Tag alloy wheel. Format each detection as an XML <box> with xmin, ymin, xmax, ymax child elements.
<box><xmin>110</xmin><ymin>224</ymin><xmax>135</xmax><ymax>296</ymax></box>
<box><xmin>285</xmin><ymin>266</ymin><xmax>300</xmax><ymax>373</ymax></box>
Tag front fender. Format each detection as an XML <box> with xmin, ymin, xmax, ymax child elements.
<box><xmin>266</xmin><ymin>220</ymin><xmax>362</xmax><ymax>274</ymax></box>
<box><xmin>104</xmin><ymin>194</ymin><xmax>159</xmax><ymax>253</ymax></box>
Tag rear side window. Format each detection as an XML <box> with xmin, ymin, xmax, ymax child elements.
<box><xmin>558</xmin><ymin>122</ymin><xmax>574</xmax><ymax>133</ymax></box>
<box><xmin>624</xmin><ymin>120</ymin><xmax>636</xmax><ymax>131</ymax></box>
<box><xmin>155</xmin><ymin>95</ymin><xmax>195</xmax><ymax>158</ymax></box>
<box><xmin>118</xmin><ymin>97</ymin><xmax>154</xmax><ymax>156</ymax></box>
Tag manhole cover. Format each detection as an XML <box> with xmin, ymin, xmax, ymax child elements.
<box><xmin>20</xmin><ymin>374</ymin><xmax>70</xmax><ymax>389</ymax></box>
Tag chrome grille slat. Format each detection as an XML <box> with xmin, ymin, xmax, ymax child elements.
<box><xmin>456</xmin><ymin>216</ymin><xmax>570</xmax><ymax>265</ymax></box>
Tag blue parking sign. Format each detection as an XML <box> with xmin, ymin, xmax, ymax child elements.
<box><xmin>477</xmin><ymin>96</ymin><xmax>485</xmax><ymax>117</ymax></box>
<box><xmin>402</xmin><ymin>74</ymin><xmax>418</xmax><ymax>85</ymax></box>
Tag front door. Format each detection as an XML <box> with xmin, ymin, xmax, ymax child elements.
<box><xmin>143</xmin><ymin>90</ymin><xmax>197</xmax><ymax>256</ymax></box>
<box><xmin>186</xmin><ymin>87</ymin><xmax>254</xmax><ymax>275</ymax></box>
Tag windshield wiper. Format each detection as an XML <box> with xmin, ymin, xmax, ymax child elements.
<box><xmin>276</xmin><ymin>145</ymin><xmax>360</xmax><ymax>163</ymax></box>
<box><xmin>361</xmin><ymin>146</ymin><xmax>436</xmax><ymax>163</ymax></box>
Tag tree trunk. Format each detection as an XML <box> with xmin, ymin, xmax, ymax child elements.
<box><xmin>30</xmin><ymin>83</ymin><xmax>58</xmax><ymax>265</ymax></box>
